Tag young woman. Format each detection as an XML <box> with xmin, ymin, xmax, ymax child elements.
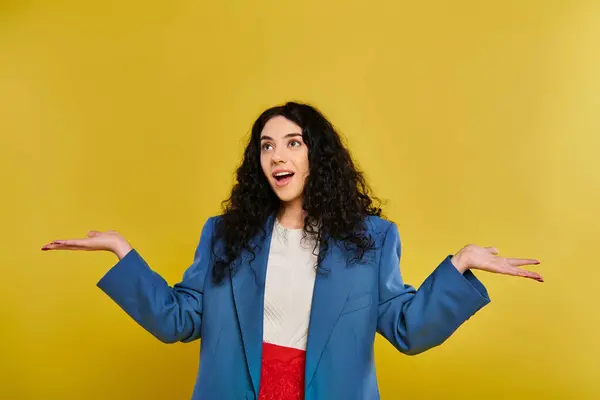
<box><xmin>42</xmin><ymin>102</ymin><xmax>543</xmax><ymax>400</ymax></box>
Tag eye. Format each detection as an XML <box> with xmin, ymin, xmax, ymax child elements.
<box><xmin>289</xmin><ymin>140</ymin><xmax>302</xmax><ymax>148</ymax></box>
<box><xmin>261</xmin><ymin>143</ymin><xmax>273</xmax><ymax>151</ymax></box>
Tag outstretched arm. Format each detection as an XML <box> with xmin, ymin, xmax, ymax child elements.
<box><xmin>376</xmin><ymin>222</ymin><xmax>541</xmax><ymax>355</ymax></box>
<box><xmin>42</xmin><ymin>217</ymin><xmax>216</xmax><ymax>343</ymax></box>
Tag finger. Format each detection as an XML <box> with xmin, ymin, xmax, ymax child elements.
<box><xmin>484</xmin><ymin>247</ymin><xmax>499</xmax><ymax>255</ymax></box>
<box><xmin>42</xmin><ymin>245</ymin><xmax>77</xmax><ymax>251</ymax></box>
<box><xmin>504</xmin><ymin>266</ymin><xmax>544</xmax><ymax>282</ymax></box>
<box><xmin>505</xmin><ymin>258</ymin><xmax>540</xmax><ymax>267</ymax></box>
<box><xmin>525</xmin><ymin>273</ymin><xmax>544</xmax><ymax>283</ymax></box>
<box><xmin>88</xmin><ymin>230</ymin><xmax>102</xmax><ymax>237</ymax></box>
<box><xmin>41</xmin><ymin>243</ymin><xmax>65</xmax><ymax>251</ymax></box>
<box><xmin>61</xmin><ymin>239</ymin><xmax>92</xmax><ymax>246</ymax></box>
<box><xmin>41</xmin><ymin>239</ymin><xmax>88</xmax><ymax>250</ymax></box>
<box><xmin>41</xmin><ymin>241</ymin><xmax>67</xmax><ymax>250</ymax></box>
<box><xmin>42</xmin><ymin>243</ymin><xmax>93</xmax><ymax>251</ymax></box>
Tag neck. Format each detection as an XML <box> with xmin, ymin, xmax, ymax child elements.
<box><xmin>277</xmin><ymin>198</ymin><xmax>305</xmax><ymax>229</ymax></box>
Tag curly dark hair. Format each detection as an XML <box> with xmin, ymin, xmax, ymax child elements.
<box><xmin>211</xmin><ymin>101</ymin><xmax>383</xmax><ymax>284</ymax></box>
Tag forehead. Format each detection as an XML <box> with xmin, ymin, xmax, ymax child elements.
<box><xmin>260</xmin><ymin>116</ymin><xmax>302</xmax><ymax>139</ymax></box>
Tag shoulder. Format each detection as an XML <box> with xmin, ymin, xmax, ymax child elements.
<box><xmin>197</xmin><ymin>215</ymin><xmax>224</xmax><ymax>238</ymax></box>
<box><xmin>363</xmin><ymin>215</ymin><xmax>397</xmax><ymax>236</ymax></box>
<box><xmin>354</xmin><ymin>216</ymin><xmax>400</xmax><ymax>267</ymax></box>
<box><xmin>362</xmin><ymin>215</ymin><xmax>401</xmax><ymax>251</ymax></box>
<box><xmin>203</xmin><ymin>214</ymin><xmax>224</xmax><ymax>227</ymax></box>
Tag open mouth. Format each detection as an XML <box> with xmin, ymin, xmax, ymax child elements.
<box><xmin>273</xmin><ymin>171</ymin><xmax>295</xmax><ymax>187</ymax></box>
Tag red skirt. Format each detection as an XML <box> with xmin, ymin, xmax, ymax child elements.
<box><xmin>258</xmin><ymin>342</ymin><xmax>306</xmax><ymax>400</ymax></box>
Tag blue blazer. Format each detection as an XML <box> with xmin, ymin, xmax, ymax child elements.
<box><xmin>97</xmin><ymin>214</ymin><xmax>490</xmax><ymax>400</ymax></box>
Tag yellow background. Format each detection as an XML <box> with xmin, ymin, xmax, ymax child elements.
<box><xmin>1</xmin><ymin>0</ymin><xmax>598</xmax><ymax>398</ymax></box>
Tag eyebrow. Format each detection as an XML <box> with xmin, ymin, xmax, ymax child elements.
<box><xmin>260</xmin><ymin>133</ymin><xmax>303</xmax><ymax>141</ymax></box>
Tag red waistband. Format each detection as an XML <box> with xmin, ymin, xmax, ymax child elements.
<box><xmin>258</xmin><ymin>342</ymin><xmax>306</xmax><ymax>400</ymax></box>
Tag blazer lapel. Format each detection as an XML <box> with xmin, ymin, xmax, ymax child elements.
<box><xmin>230</xmin><ymin>214</ymin><xmax>275</xmax><ymax>396</ymax></box>
<box><xmin>304</xmin><ymin>238</ymin><xmax>352</xmax><ymax>389</ymax></box>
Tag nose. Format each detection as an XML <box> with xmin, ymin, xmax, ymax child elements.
<box><xmin>271</xmin><ymin>147</ymin><xmax>286</xmax><ymax>164</ymax></box>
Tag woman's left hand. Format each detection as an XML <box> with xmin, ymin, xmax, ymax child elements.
<box><xmin>450</xmin><ymin>244</ymin><xmax>543</xmax><ymax>282</ymax></box>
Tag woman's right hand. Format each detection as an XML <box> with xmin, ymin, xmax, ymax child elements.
<box><xmin>41</xmin><ymin>230</ymin><xmax>133</xmax><ymax>259</ymax></box>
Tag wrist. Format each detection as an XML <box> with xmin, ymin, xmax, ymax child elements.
<box><xmin>450</xmin><ymin>254</ymin><xmax>469</xmax><ymax>274</ymax></box>
<box><xmin>113</xmin><ymin>241</ymin><xmax>133</xmax><ymax>260</ymax></box>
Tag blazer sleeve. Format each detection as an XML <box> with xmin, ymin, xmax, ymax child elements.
<box><xmin>376</xmin><ymin>222</ymin><xmax>490</xmax><ymax>355</ymax></box>
<box><xmin>96</xmin><ymin>216</ymin><xmax>215</xmax><ymax>344</ymax></box>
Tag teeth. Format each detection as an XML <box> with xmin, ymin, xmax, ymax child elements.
<box><xmin>275</xmin><ymin>172</ymin><xmax>293</xmax><ymax>177</ymax></box>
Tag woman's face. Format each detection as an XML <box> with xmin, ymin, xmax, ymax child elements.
<box><xmin>260</xmin><ymin>116</ymin><xmax>309</xmax><ymax>205</ymax></box>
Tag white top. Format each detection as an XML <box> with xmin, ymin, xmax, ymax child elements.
<box><xmin>262</xmin><ymin>219</ymin><xmax>318</xmax><ymax>351</ymax></box>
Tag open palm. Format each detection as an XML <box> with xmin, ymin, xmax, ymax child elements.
<box><xmin>452</xmin><ymin>244</ymin><xmax>543</xmax><ymax>282</ymax></box>
<box><xmin>41</xmin><ymin>230</ymin><xmax>131</xmax><ymax>258</ymax></box>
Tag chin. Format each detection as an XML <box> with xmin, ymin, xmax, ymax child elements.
<box><xmin>272</xmin><ymin>188</ymin><xmax>303</xmax><ymax>203</ymax></box>
<box><xmin>275</xmin><ymin>194</ymin><xmax>300</xmax><ymax>203</ymax></box>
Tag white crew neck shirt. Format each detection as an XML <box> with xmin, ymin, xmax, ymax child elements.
<box><xmin>262</xmin><ymin>219</ymin><xmax>318</xmax><ymax>351</ymax></box>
